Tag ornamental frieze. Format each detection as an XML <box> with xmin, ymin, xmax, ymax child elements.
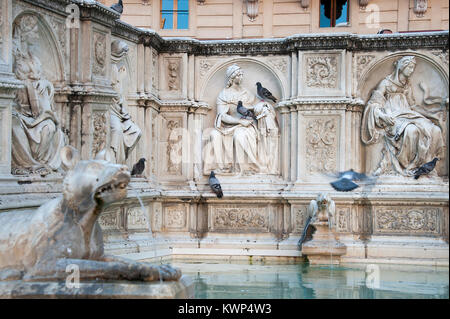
<box><xmin>210</xmin><ymin>206</ymin><xmax>269</xmax><ymax>232</ymax></box>
<box><xmin>374</xmin><ymin>208</ymin><xmax>441</xmax><ymax>235</ymax></box>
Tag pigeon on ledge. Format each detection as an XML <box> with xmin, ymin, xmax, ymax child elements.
<box><xmin>256</xmin><ymin>82</ymin><xmax>277</xmax><ymax>103</ymax></box>
<box><xmin>414</xmin><ymin>158</ymin><xmax>439</xmax><ymax>179</ymax></box>
<box><xmin>209</xmin><ymin>171</ymin><xmax>223</xmax><ymax>198</ymax></box>
<box><xmin>131</xmin><ymin>158</ymin><xmax>146</xmax><ymax>176</ymax></box>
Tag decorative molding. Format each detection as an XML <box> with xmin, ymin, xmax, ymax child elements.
<box><xmin>413</xmin><ymin>0</ymin><xmax>428</xmax><ymax>18</ymax></box>
<box><xmin>358</xmin><ymin>0</ymin><xmax>370</xmax><ymax>10</ymax></box>
<box><xmin>305</xmin><ymin>118</ymin><xmax>338</xmax><ymax>174</ymax></box>
<box><xmin>374</xmin><ymin>207</ymin><xmax>441</xmax><ymax>235</ymax></box>
<box><xmin>245</xmin><ymin>0</ymin><xmax>259</xmax><ymax>22</ymax></box>
<box><xmin>306</xmin><ymin>56</ymin><xmax>338</xmax><ymax>88</ymax></box>
<box><xmin>300</xmin><ymin>0</ymin><xmax>310</xmax><ymax>10</ymax></box>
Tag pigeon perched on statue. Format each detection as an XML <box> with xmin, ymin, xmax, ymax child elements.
<box><xmin>414</xmin><ymin>158</ymin><xmax>439</xmax><ymax>179</ymax></box>
<box><xmin>110</xmin><ymin>0</ymin><xmax>123</xmax><ymax>15</ymax></box>
<box><xmin>209</xmin><ymin>171</ymin><xmax>223</xmax><ymax>198</ymax></box>
<box><xmin>256</xmin><ymin>82</ymin><xmax>277</xmax><ymax>103</ymax></box>
<box><xmin>330</xmin><ymin>169</ymin><xmax>371</xmax><ymax>192</ymax></box>
<box><xmin>237</xmin><ymin>101</ymin><xmax>256</xmax><ymax>120</ymax></box>
<box><xmin>131</xmin><ymin>158</ymin><xmax>146</xmax><ymax>176</ymax></box>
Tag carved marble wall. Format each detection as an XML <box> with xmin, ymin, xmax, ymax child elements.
<box><xmin>0</xmin><ymin>0</ymin><xmax>448</xmax><ymax>264</ymax></box>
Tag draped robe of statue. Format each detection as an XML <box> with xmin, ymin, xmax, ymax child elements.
<box><xmin>109</xmin><ymin>51</ymin><xmax>141</xmax><ymax>165</ymax></box>
<box><xmin>361</xmin><ymin>56</ymin><xmax>445</xmax><ymax>176</ymax></box>
<box><xmin>209</xmin><ymin>85</ymin><xmax>261</xmax><ymax>174</ymax></box>
<box><xmin>11</xmin><ymin>17</ymin><xmax>65</xmax><ymax>174</ymax></box>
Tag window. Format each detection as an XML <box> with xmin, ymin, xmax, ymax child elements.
<box><xmin>161</xmin><ymin>0</ymin><xmax>189</xmax><ymax>30</ymax></box>
<box><xmin>320</xmin><ymin>0</ymin><xmax>349</xmax><ymax>28</ymax></box>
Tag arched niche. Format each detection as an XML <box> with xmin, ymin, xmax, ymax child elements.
<box><xmin>199</xmin><ymin>58</ymin><xmax>285</xmax><ymax>128</ymax></box>
<box><xmin>12</xmin><ymin>12</ymin><xmax>64</xmax><ymax>84</ymax></box>
<box><xmin>359</xmin><ymin>52</ymin><xmax>449</xmax><ymax>176</ymax></box>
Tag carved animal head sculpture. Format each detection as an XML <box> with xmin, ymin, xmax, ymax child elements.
<box><xmin>0</xmin><ymin>146</ymin><xmax>181</xmax><ymax>283</ymax></box>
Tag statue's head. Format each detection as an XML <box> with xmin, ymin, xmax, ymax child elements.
<box><xmin>13</xmin><ymin>14</ymin><xmax>39</xmax><ymax>55</ymax></box>
<box><xmin>394</xmin><ymin>56</ymin><xmax>416</xmax><ymax>79</ymax></box>
<box><xmin>226</xmin><ymin>64</ymin><xmax>243</xmax><ymax>88</ymax></box>
<box><xmin>60</xmin><ymin>146</ymin><xmax>131</xmax><ymax>213</ymax></box>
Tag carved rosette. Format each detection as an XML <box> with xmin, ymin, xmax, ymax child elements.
<box><xmin>305</xmin><ymin>118</ymin><xmax>338</xmax><ymax>174</ymax></box>
<box><xmin>211</xmin><ymin>206</ymin><xmax>269</xmax><ymax>232</ymax></box>
<box><xmin>92</xmin><ymin>112</ymin><xmax>107</xmax><ymax>158</ymax></box>
<box><xmin>93</xmin><ymin>32</ymin><xmax>107</xmax><ymax>76</ymax></box>
<box><xmin>306</xmin><ymin>56</ymin><xmax>338</xmax><ymax>88</ymax></box>
<box><xmin>374</xmin><ymin>208</ymin><xmax>441</xmax><ymax>235</ymax></box>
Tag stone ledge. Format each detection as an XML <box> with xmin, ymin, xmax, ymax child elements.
<box><xmin>0</xmin><ymin>275</ymin><xmax>194</xmax><ymax>299</ymax></box>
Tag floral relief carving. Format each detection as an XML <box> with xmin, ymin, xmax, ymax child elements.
<box><xmin>306</xmin><ymin>56</ymin><xmax>338</xmax><ymax>88</ymax></box>
<box><xmin>268</xmin><ymin>57</ymin><xmax>288</xmax><ymax>74</ymax></box>
<box><xmin>374</xmin><ymin>208</ymin><xmax>440</xmax><ymax>234</ymax></box>
<box><xmin>432</xmin><ymin>51</ymin><xmax>449</xmax><ymax>67</ymax></box>
<box><xmin>164</xmin><ymin>205</ymin><xmax>187</xmax><ymax>229</ymax></box>
<box><xmin>93</xmin><ymin>32</ymin><xmax>106</xmax><ymax>76</ymax></box>
<box><xmin>305</xmin><ymin>118</ymin><xmax>338</xmax><ymax>174</ymax></box>
<box><xmin>99</xmin><ymin>211</ymin><xmax>119</xmax><ymax>230</ymax></box>
<box><xmin>356</xmin><ymin>54</ymin><xmax>375</xmax><ymax>79</ymax></box>
<box><xmin>212</xmin><ymin>206</ymin><xmax>268</xmax><ymax>231</ymax></box>
<box><xmin>166</xmin><ymin>119</ymin><xmax>183</xmax><ymax>174</ymax></box>
<box><xmin>126</xmin><ymin>207</ymin><xmax>148</xmax><ymax>230</ymax></box>
<box><xmin>292</xmin><ymin>206</ymin><xmax>307</xmax><ymax>233</ymax></box>
<box><xmin>167</xmin><ymin>60</ymin><xmax>180</xmax><ymax>91</ymax></box>
<box><xmin>199</xmin><ymin>59</ymin><xmax>213</xmax><ymax>78</ymax></box>
<box><xmin>153</xmin><ymin>206</ymin><xmax>162</xmax><ymax>231</ymax></box>
<box><xmin>92</xmin><ymin>112</ymin><xmax>107</xmax><ymax>158</ymax></box>
<box><xmin>49</xmin><ymin>17</ymin><xmax>67</xmax><ymax>72</ymax></box>
<box><xmin>336</xmin><ymin>207</ymin><xmax>351</xmax><ymax>233</ymax></box>
<box><xmin>152</xmin><ymin>50</ymin><xmax>158</xmax><ymax>91</ymax></box>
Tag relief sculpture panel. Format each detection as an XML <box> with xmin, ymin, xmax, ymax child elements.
<box><xmin>210</xmin><ymin>205</ymin><xmax>269</xmax><ymax>232</ymax></box>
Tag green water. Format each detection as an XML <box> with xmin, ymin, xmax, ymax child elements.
<box><xmin>168</xmin><ymin>260</ymin><xmax>449</xmax><ymax>299</ymax></box>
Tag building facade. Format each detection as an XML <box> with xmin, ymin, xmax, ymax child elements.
<box><xmin>100</xmin><ymin>0</ymin><xmax>449</xmax><ymax>39</ymax></box>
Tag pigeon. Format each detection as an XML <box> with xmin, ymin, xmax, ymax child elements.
<box><xmin>236</xmin><ymin>101</ymin><xmax>256</xmax><ymax>120</ymax></box>
<box><xmin>209</xmin><ymin>171</ymin><xmax>223</xmax><ymax>198</ymax></box>
<box><xmin>414</xmin><ymin>158</ymin><xmax>439</xmax><ymax>179</ymax></box>
<box><xmin>330</xmin><ymin>169</ymin><xmax>370</xmax><ymax>192</ymax></box>
<box><xmin>131</xmin><ymin>158</ymin><xmax>146</xmax><ymax>176</ymax></box>
<box><xmin>256</xmin><ymin>82</ymin><xmax>277</xmax><ymax>103</ymax></box>
<box><xmin>297</xmin><ymin>215</ymin><xmax>316</xmax><ymax>250</ymax></box>
<box><xmin>110</xmin><ymin>0</ymin><xmax>123</xmax><ymax>15</ymax></box>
